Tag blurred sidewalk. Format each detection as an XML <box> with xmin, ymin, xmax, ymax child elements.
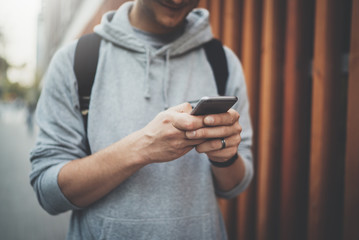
<box><xmin>0</xmin><ymin>102</ymin><xmax>70</xmax><ymax>240</ymax></box>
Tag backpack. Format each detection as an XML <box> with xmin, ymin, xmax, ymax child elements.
<box><xmin>74</xmin><ymin>33</ymin><xmax>228</xmax><ymax>148</ymax></box>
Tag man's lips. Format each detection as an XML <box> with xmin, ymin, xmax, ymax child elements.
<box><xmin>158</xmin><ymin>1</ymin><xmax>185</xmax><ymax>10</ymax></box>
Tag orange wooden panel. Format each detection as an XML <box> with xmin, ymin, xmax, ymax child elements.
<box><xmin>240</xmin><ymin>1</ymin><xmax>262</xmax><ymax>141</ymax></box>
<box><xmin>308</xmin><ymin>0</ymin><xmax>347</xmax><ymax>239</ymax></box>
<box><xmin>343</xmin><ymin>0</ymin><xmax>359</xmax><ymax>239</ymax></box>
<box><xmin>256</xmin><ymin>0</ymin><xmax>286</xmax><ymax>239</ymax></box>
<box><xmin>217</xmin><ymin>198</ymin><xmax>237</xmax><ymax>240</ymax></box>
<box><xmin>237</xmin><ymin>0</ymin><xmax>263</xmax><ymax>240</ymax></box>
<box><xmin>197</xmin><ymin>0</ymin><xmax>209</xmax><ymax>9</ymax></box>
<box><xmin>222</xmin><ymin>0</ymin><xmax>242</xmax><ymax>55</ymax></box>
<box><xmin>279</xmin><ymin>0</ymin><xmax>314</xmax><ymax>239</ymax></box>
<box><xmin>208</xmin><ymin>0</ymin><xmax>222</xmax><ymax>39</ymax></box>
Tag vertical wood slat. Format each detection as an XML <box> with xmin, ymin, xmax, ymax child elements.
<box><xmin>217</xmin><ymin>198</ymin><xmax>237</xmax><ymax>240</ymax></box>
<box><xmin>256</xmin><ymin>0</ymin><xmax>286</xmax><ymax>239</ymax></box>
<box><xmin>208</xmin><ymin>0</ymin><xmax>222</xmax><ymax>39</ymax></box>
<box><xmin>308</xmin><ymin>0</ymin><xmax>346</xmax><ymax>239</ymax></box>
<box><xmin>222</xmin><ymin>0</ymin><xmax>242</xmax><ymax>56</ymax></box>
<box><xmin>197</xmin><ymin>0</ymin><xmax>209</xmax><ymax>9</ymax></box>
<box><xmin>237</xmin><ymin>0</ymin><xmax>262</xmax><ymax>239</ymax></box>
<box><xmin>343</xmin><ymin>0</ymin><xmax>359</xmax><ymax>239</ymax></box>
<box><xmin>279</xmin><ymin>0</ymin><xmax>314</xmax><ymax>239</ymax></box>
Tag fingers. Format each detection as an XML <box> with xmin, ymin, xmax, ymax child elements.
<box><xmin>168</xmin><ymin>103</ymin><xmax>205</xmax><ymax>131</ymax></box>
<box><xmin>195</xmin><ymin>134</ymin><xmax>241</xmax><ymax>153</ymax></box>
<box><xmin>185</xmin><ymin>123</ymin><xmax>242</xmax><ymax>139</ymax></box>
<box><xmin>203</xmin><ymin>109</ymin><xmax>239</xmax><ymax>127</ymax></box>
<box><xmin>172</xmin><ymin>115</ymin><xmax>204</xmax><ymax>131</ymax></box>
<box><xmin>196</xmin><ymin>136</ymin><xmax>240</xmax><ymax>162</ymax></box>
<box><xmin>206</xmin><ymin>147</ymin><xmax>239</xmax><ymax>162</ymax></box>
<box><xmin>185</xmin><ymin>108</ymin><xmax>241</xmax><ymax>139</ymax></box>
<box><xmin>183</xmin><ymin>139</ymin><xmax>207</xmax><ymax>147</ymax></box>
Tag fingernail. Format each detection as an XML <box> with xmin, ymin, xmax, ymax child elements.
<box><xmin>205</xmin><ymin>116</ymin><xmax>214</xmax><ymax>124</ymax></box>
<box><xmin>187</xmin><ymin>131</ymin><xmax>196</xmax><ymax>138</ymax></box>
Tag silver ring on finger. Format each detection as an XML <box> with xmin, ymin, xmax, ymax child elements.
<box><xmin>220</xmin><ymin>138</ymin><xmax>226</xmax><ymax>149</ymax></box>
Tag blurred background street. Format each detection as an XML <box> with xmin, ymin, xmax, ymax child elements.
<box><xmin>0</xmin><ymin>101</ymin><xmax>70</xmax><ymax>240</ymax></box>
<box><xmin>0</xmin><ymin>0</ymin><xmax>73</xmax><ymax>238</ymax></box>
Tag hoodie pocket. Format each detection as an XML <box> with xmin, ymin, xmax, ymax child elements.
<box><xmin>93</xmin><ymin>214</ymin><xmax>211</xmax><ymax>240</ymax></box>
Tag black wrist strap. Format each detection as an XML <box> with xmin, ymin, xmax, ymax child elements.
<box><xmin>209</xmin><ymin>153</ymin><xmax>238</xmax><ymax>168</ymax></box>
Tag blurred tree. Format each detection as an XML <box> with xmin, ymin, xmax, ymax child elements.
<box><xmin>0</xmin><ymin>29</ymin><xmax>39</xmax><ymax>103</ymax></box>
<box><xmin>0</xmin><ymin>55</ymin><xmax>10</xmax><ymax>99</ymax></box>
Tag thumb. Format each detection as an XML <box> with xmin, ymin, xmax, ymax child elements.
<box><xmin>169</xmin><ymin>102</ymin><xmax>193</xmax><ymax>114</ymax></box>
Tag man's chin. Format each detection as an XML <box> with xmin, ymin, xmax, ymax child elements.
<box><xmin>158</xmin><ymin>17</ymin><xmax>185</xmax><ymax>31</ymax></box>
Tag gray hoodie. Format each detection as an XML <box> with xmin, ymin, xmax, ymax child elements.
<box><xmin>30</xmin><ymin>2</ymin><xmax>253</xmax><ymax>239</ymax></box>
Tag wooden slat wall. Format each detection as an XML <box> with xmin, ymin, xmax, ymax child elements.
<box><xmin>81</xmin><ymin>1</ymin><xmax>356</xmax><ymax>239</ymax></box>
<box><xmin>222</xmin><ymin>0</ymin><xmax>242</xmax><ymax>56</ymax></box>
<box><xmin>308</xmin><ymin>0</ymin><xmax>347</xmax><ymax>239</ymax></box>
<box><xmin>208</xmin><ymin>0</ymin><xmax>222</xmax><ymax>39</ymax></box>
<box><xmin>197</xmin><ymin>0</ymin><xmax>209</xmax><ymax>9</ymax></box>
<box><xmin>279</xmin><ymin>0</ymin><xmax>313</xmax><ymax>239</ymax></box>
<box><xmin>236</xmin><ymin>0</ymin><xmax>262</xmax><ymax>239</ymax></box>
<box><xmin>198</xmin><ymin>0</ymin><xmax>353</xmax><ymax>240</ymax></box>
<box><xmin>343</xmin><ymin>0</ymin><xmax>359</xmax><ymax>239</ymax></box>
<box><xmin>256</xmin><ymin>0</ymin><xmax>286</xmax><ymax>239</ymax></box>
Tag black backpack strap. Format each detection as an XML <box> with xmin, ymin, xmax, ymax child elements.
<box><xmin>74</xmin><ymin>33</ymin><xmax>101</xmax><ymax>132</ymax></box>
<box><xmin>74</xmin><ymin>33</ymin><xmax>101</xmax><ymax>154</ymax></box>
<box><xmin>203</xmin><ymin>39</ymin><xmax>229</xmax><ymax>96</ymax></box>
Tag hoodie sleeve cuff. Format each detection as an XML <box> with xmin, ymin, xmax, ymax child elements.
<box><xmin>215</xmin><ymin>156</ymin><xmax>254</xmax><ymax>199</ymax></box>
<box><xmin>37</xmin><ymin>162</ymin><xmax>83</xmax><ymax>215</ymax></box>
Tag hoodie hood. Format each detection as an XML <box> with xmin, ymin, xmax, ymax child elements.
<box><xmin>94</xmin><ymin>1</ymin><xmax>213</xmax><ymax>105</ymax></box>
<box><xmin>94</xmin><ymin>1</ymin><xmax>213</xmax><ymax>57</ymax></box>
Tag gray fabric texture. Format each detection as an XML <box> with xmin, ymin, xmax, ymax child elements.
<box><xmin>30</xmin><ymin>2</ymin><xmax>253</xmax><ymax>239</ymax></box>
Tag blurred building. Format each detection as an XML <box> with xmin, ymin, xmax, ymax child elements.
<box><xmin>36</xmin><ymin>0</ymin><xmax>109</xmax><ymax>76</ymax></box>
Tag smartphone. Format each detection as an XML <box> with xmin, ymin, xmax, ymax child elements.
<box><xmin>190</xmin><ymin>96</ymin><xmax>238</xmax><ymax>115</ymax></box>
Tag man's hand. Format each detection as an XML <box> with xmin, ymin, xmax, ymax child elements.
<box><xmin>184</xmin><ymin>109</ymin><xmax>242</xmax><ymax>162</ymax></box>
<box><xmin>139</xmin><ymin>102</ymin><xmax>206</xmax><ymax>163</ymax></box>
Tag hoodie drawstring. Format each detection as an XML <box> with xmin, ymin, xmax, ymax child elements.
<box><xmin>144</xmin><ymin>47</ymin><xmax>151</xmax><ymax>99</ymax></box>
<box><xmin>143</xmin><ymin>47</ymin><xmax>171</xmax><ymax>109</ymax></box>
<box><xmin>162</xmin><ymin>49</ymin><xmax>171</xmax><ymax>109</ymax></box>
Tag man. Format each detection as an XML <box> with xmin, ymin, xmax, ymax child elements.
<box><xmin>30</xmin><ymin>0</ymin><xmax>253</xmax><ymax>239</ymax></box>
